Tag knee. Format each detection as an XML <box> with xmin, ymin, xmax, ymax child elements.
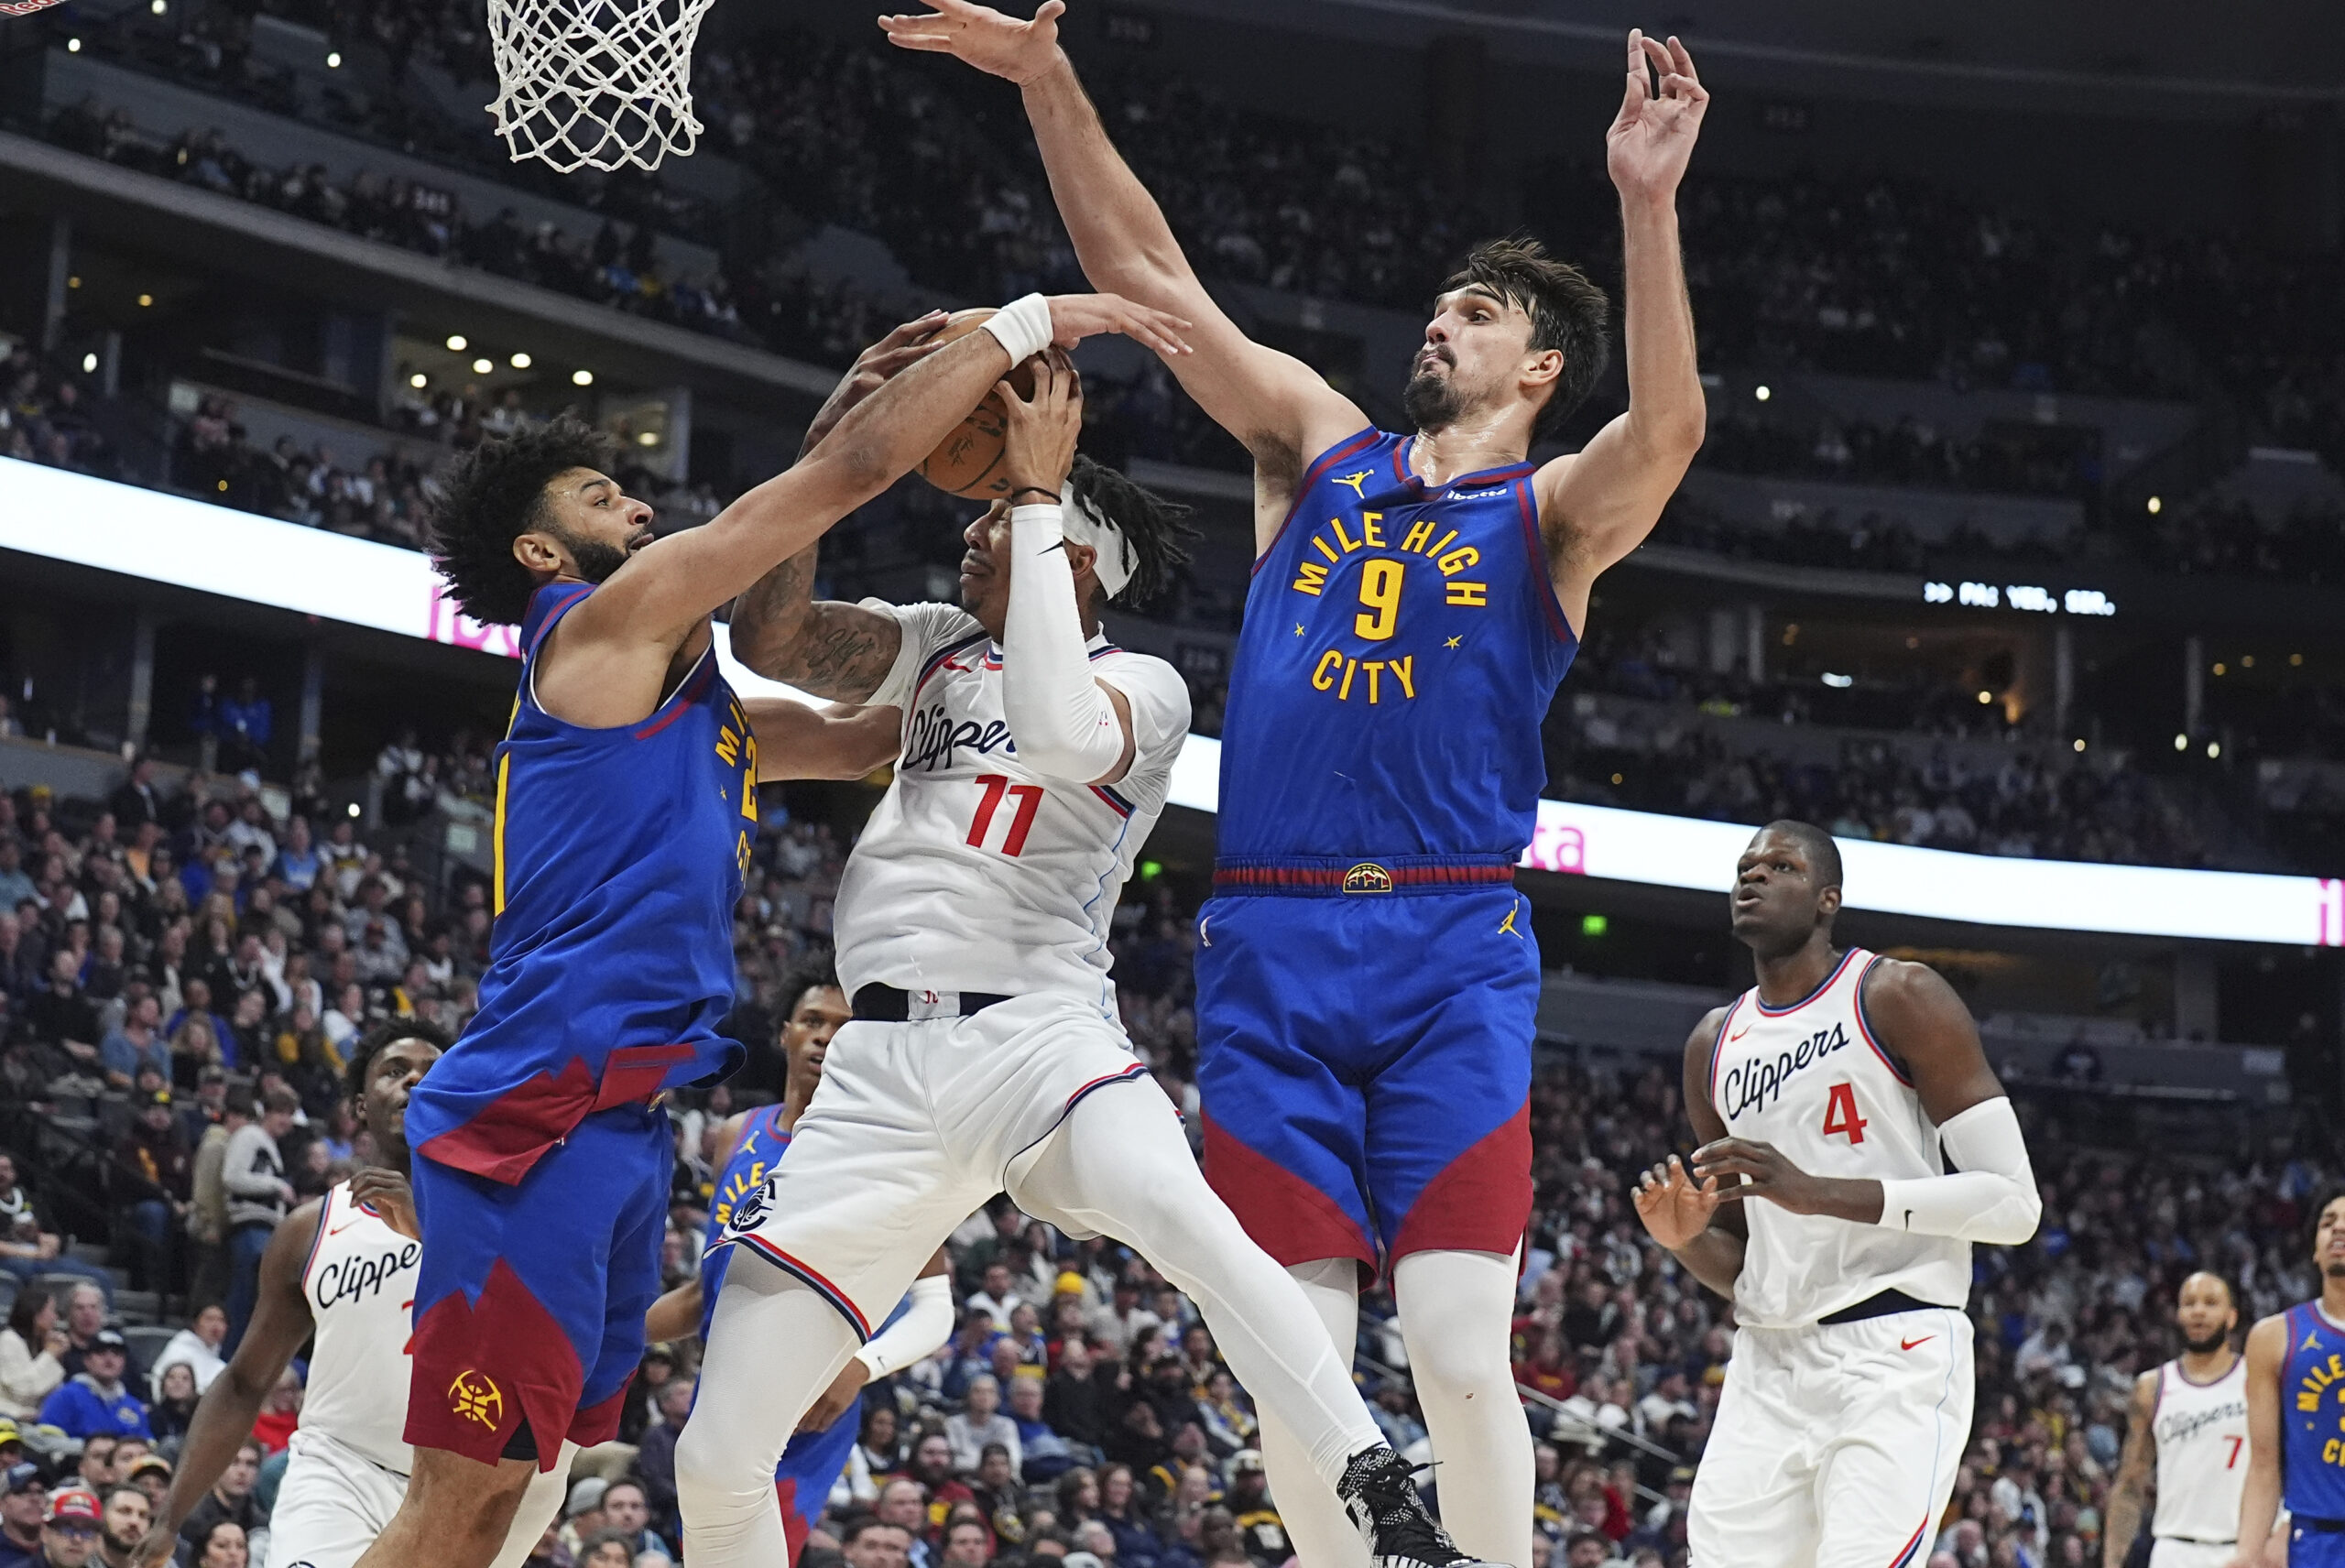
<box><xmin>674</xmin><ymin>1412</ymin><xmax>759</xmax><ymax>1505</ymax></box>
<box><xmin>1405</xmin><ymin>1324</ymin><xmax>1512</xmax><ymax>1405</ymax></box>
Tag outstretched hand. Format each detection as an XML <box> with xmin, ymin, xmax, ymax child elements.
<box><xmin>998</xmin><ymin>348</ymin><xmax>1084</xmax><ymax>498</ymax></box>
<box><xmin>802</xmin><ymin>310</ymin><xmax>952</xmax><ymax>457</ymax></box>
<box><xmin>1043</xmin><ymin>292</ymin><xmax>1193</xmax><ymax>358</ymax></box>
<box><xmin>878</xmin><ymin>0</ymin><xmax>1064</xmax><ymax>86</ymax></box>
<box><xmin>1632</xmin><ymin>1154</ymin><xmax>1722</xmax><ymax>1249</ymax></box>
<box><xmin>1608</xmin><ymin>29</ymin><xmax>1707</xmax><ymax>201</ymax></box>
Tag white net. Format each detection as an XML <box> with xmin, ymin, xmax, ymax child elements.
<box><xmin>485</xmin><ymin>0</ymin><xmax>716</xmax><ymax>172</ymax></box>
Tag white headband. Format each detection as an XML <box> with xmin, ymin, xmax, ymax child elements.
<box><xmin>1061</xmin><ymin>490</ymin><xmax>1135</xmax><ymax>600</ymax></box>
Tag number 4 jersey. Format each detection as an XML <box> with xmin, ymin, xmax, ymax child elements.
<box><xmin>834</xmin><ymin>601</ymin><xmax>1191</xmax><ymax>1013</ymax></box>
<box><xmin>1706</xmin><ymin>947</ymin><xmax>1971</xmax><ymax>1327</ymax></box>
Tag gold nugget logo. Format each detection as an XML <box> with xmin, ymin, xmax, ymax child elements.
<box><xmin>449</xmin><ymin>1370</ymin><xmax>504</xmax><ymax>1428</ymax></box>
<box><xmin>1342</xmin><ymin>863</ymin><xmax>1393</xmax><ymax>895</ymax></box>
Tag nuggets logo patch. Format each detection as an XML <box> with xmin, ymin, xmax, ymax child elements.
<box><xmin>1342</xmin><ymin>862</ymin><xmax>1393</xmax><ymax>894</ymax></box>
<box><xmin>448</xmin><ymin>1370</ymin><xmax>504</xmax><ymax>1428</ymax></box>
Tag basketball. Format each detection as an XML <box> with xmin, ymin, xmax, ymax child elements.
<box><xmin>914</xmin><ymin>309</ymin><xmax>1041</xmax><ymax>501</ymax></box>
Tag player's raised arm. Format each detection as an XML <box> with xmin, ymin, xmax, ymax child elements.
<box><xmin>879</xmin><ymin>0</ymin><xmax>1366</xmax><ymax>535</ymax></box>
<box><xmin>1535</xmin><ymin>31</ymin><xmax>1709</xmax><ymax>630</ymax></box>
<box><xmin>2101</xmin><ymin>1369</ymin><xmax>2160</xmax><ymax>1568</ymax></box>
<box><xmin>745</xmin><ymin>699</ymin><xmax>902</xmax><ymax>782</ymax></box>
<box><xmin>2230</xmin><ymin>1314</ymin><xmax>2287</xmax><ymax>1568</ymax></box>
<box><xmin>562</xmin><ymin>293</ymin><xmax>1189</xmax><ymax>665</ymax></box>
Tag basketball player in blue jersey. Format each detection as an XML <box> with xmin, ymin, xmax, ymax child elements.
<box><xmin>2231</xmin><ymin>1191</ymin><xmax>2345</xmax><ymax>1568</ymax></box>
<box><xmin>348</xmin><ymin>289</ymin><xmax>1194</xmax><ymax>1568</ymax></box>
<box><xmin>641</xmin><ymin>965</ymin><xmax>956</xmax><ymax>1565</ymax></box>
<box><xmin>882</xmin><ymin>7</ymin><xmax>1708</xmax><ymax>1562</ymax></box>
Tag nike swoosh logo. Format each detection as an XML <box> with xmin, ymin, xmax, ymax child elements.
<box><xmin>1728</xmin><ymin>1024</ymin><xmax>1751</xmax><ymax>1041</ymax></box>
<box><xmin>1901</xmin><ymin>1335</ymin><xmax>1935</xmax><ymax>1351</ymax></box>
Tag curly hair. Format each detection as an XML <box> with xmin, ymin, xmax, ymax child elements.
<box><xmin>1070</xmin><ymin>453</ymin><xmax>1198</xmax><ymax>610</ymax></box>
<box><xmin>427</xmin><ymin>414</ymin><xmax>618</xmax><ymax>626</ymax></box>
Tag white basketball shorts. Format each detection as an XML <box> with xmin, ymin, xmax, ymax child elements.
<box><xmin>714</xmin><ymin>992</ymin><xmax>1156</xmax><ymax>1339</ymax></box>
<box><xmin>1688</xmin><ymin>1306</ymin><xmax>1974</xmax><ymax>1568</ymax></box>
<box><xmin>264</xmin><ymin>1428</ymin><xmax>573</xmax><ymax>1568</ymax></box>
<box><xmin>2150</xmin><ymin>1540</ymin><xmax>2239</xmax><ymax>1568</ymax></box>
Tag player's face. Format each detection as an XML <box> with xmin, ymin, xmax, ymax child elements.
<box><xmin>2175</xmin><ymin>1273</ymin><xmax>2236</xmax><ymax>1353</ymax></box>
<box><xmin>2316</xmin><ymin>1197</ymin><xmax>2345</xmax><ymax>1276</ymax></box>
<box><xmin>960</xmin><ymin>506</ymin><xmax>1095</xmax><ymax>637</ymax></box>
<box><xmin>1729</xmin><ymin>829</ymin><xmax>1837</xmax><ymax>955</ymax></box>
<box><xmin>1405</xmin><ymin>287</ymin><xmax>1555</xmax><ymax>435</ymax></box>
<box><xmin>784</xmin><ymin>985</ymin><xmax>853</xmax><ymax>1092</ymax></box>
<box><xmin>360</xmin><ymin>1037</ymin><xmax>442</xmax><ymax>1149</ymax></box>
<box><xmin>523</xmin><ymin>469</ymin><xmax>656</xmax><ymax>585</ymax></box>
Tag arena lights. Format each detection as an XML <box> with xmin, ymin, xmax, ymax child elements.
<box><xmin>2</xmin><ymin>455</ymin><xmax>2340</xmax><ymax>948</ymax></box>
<box><xmin>80</xmin><ymin>354</ymin><xmax>95</xmax><ymax>374</ymax></box>
<box><xmin>471</xmin><ymin>357</ymin><xmax>494</xmax><ymax>375</ymax></box>
<box><xmin>572</xmin><ymin>369</ymin><xmax>594</xmax><ymax>387</ymax></box>
<box><xmin>1922</xmin><ymin>581</ymin><xmax>2116</xmax><ymax>617</ymax></box>
<box><xmin>510</xmin><ymin>353</ymin><xmax>532</xmax><ymax>369</ymax></box>
<box><xmin>445</xmin><ymin>334</ymin><xmax>467</xmax><ymax>352</ymax></box>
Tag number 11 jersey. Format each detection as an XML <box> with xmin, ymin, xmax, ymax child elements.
<box><xmin>1705</xmin><ymin>947</ymin><xmax>1972</xmax><ymax>1328</ymax></box>
<box><xmin>834</xmin><ymin>600</ymin><xmax>1191</xmax><ymax>1014</ymax></box>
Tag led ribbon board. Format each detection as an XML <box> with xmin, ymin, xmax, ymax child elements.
<box><xmin>3</xmin><ymin>458</ymin><xmax>2335</xmax><ymax>945</ymax></box>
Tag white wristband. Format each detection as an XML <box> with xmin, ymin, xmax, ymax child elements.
<box><xmin>982</xmin><ymin>293</ymin><xmax>1054</xmax><ymax>365</ymax></box>
<box><xmin>1009</xmin><ymin>502</ymin><xmax>1066</xmax><ymax>540</ymax></box>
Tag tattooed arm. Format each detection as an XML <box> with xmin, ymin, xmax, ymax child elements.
<box><xmin>729</xmin><ymin>311</ymin><xmax>948</xmax><ymax>701</ymax></box>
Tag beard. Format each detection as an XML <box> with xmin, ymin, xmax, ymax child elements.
<box><xmin>556</xmin><ymin>527</ymin><xmax>632</xmax><ymax>584</ymax></box>
<box><xmin>1402</xmin><ymin>357</ymin><xmax>1467</xmax><ymax>432</ymax></box>
<box><xmin>2182</xmin><ymin>1326</ymin><xmax>2230</xmax><ymax>1355</ymax></box>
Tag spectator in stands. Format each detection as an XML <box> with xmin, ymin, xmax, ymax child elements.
<box><xmin>0</xmin><ymin>1461</ymin><xmax>45</xmax><ymax>1568</ymax></box>
<box><xmin>873</xmin><ymin>1481</ymin><xmax>933</xmax><ymax>1568</ymax></box>
<box><xmin>105</xmin><ymin>762</ymin><xmax>161</xmax><ymax>837</ymax></box>
<box><xmin>110</xmin><ymin>1090</ymin><xmax>190</xmax><ymax>1292</ymax></box>
<box><xmin>594</xmin><ymin>1480</ymin><xmax>668</xmax><ymax>1564</ymax></box>
<box><xmin>124</xmin><ymin>1455</ymin><xmax>170</xmax><ymax>1512</ymax></box>
<box><xmin>147</xmin><ymin>1304</ymin><xmax>227</xmax><ymax>1398</ymax></box>
<box><xmin>188</xmin><ymin>1518</ymin><xmax>247</xmax><ymax>1568</ymax></box>
<box><xmin>32</xmin><ymin>1488</ymin><xmax>100</xmax><ymax>1568</ymax></box>
<box><xmin>947</xmin><ymin>1376</ymin><xmax>1020</xmax><ymax>1475</ymax></box>
<box><xmin>574</xmin><ymin>1532</ymin><xmax>633</xmax><ymax>1568</ymax></box>
<box><xmin>94</xmin><ymin>1484</ymin><xmax>147</xmax><ymax>1568</ymax></box>
<box><xmin>843</xmin><ymin>1515</ymin><xmax>915</xmax><ymax>1568</ymax></box>
<box><xmin>0</xmin><ymin>1292</ymin><xmax>66</xmax><ymax>1422</ymax></box>
<box><xmin>70</xmin><ymin>1439</ymin><xmax>115</xmax><ymax>1498</ymax></box>
<box><xmin>632</xmin><ymin>1377</ymin><xmax>694</xmax><ymax>1539</ymax></box>
<box><xmin>175</xmin><ymin>1442</ymin><xmax>264</xmax><ymax>1558</ymax></box>
<box><xmin>559</xmin><ymin>1477</ymin><xmax>608</xmax><ymax>1560</ymax></box>
<box><xmin>1008</xmin><ymin>1372</ymin><xmax>1074</xmax><ymax>1482</ymax></box>
<box><xmin>858</xmin><ymin>1406</ymin><xmax>908</xmax><ymax>1481</ymax></box>
<box><xmin>183</xmin><ymin>1091</ymin><xmax>245</xmax><ymax>1313</ymax></box>
<box><xmin>27</xmin><ymin>952</ymin><xmax>104</xmax><ymax>1085</ymax></box>
<box><xmin>145</xmin><ymin>1362</ymin><xmax>198</xmax><ymax>1449</ymax></box>
<box><xmin>219</xmin><ymin>1087</ymin><xmax>295</xmax><ymax>1350</ymax></box>
<box><xmin>37</xmin><ymin>1331</ymin><xmax>148</xmax><ymax>1441</ymax></box>
<box><xmin>54</xmin><ymin>1287</ymin><xmax>115</xmax><ymax>1380</ymax></box>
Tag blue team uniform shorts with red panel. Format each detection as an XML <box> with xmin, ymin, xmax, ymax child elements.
<box><xmin>1194</xmin><ymin>874</ymin><xmax>1536</xmax><ymax>1276</ymax></box>
<box><xmin>403</xmin><ymin>1102</ymin><xmax>673</xmax><ymax>1468</ymax></box>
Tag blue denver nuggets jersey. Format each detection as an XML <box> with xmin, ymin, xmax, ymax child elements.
<box><xmin>2283</xmin><ymin>1301</ymin><xmax>2345</xmax><ymax>1519</ymax></box>
<box><xmin>409</xmin><ymin>582</ymin><xmax>755</xmax><ymax>1183</ymax></box>
<box><xmin>1216</xmin><ymin>429</ymin><xmax>1577</xmax><ymax>877</ymax></box>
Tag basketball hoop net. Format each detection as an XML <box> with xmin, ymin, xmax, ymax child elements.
<box><xmin>485</xmin><ymin>0</ymin><xmax>714</xmax><ymax>172</ymax></box>
<box><xmin>0</xmin><ymin>0</ymin><xmax>73</xmax><ymax>17</ymax></box>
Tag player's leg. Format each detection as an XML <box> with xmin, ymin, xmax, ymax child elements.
<box><xmin>1252</xmin><ymin>1259</ymin><xmax>1373</xmax><ymax>1568</ymax></box>
<box><xmin>1365</xmin><ymin>889</ymin><xmax>1541</xmax><ymax>1565</ymax></box>
<box><xmin>352</xmin><ymin>1451</ymin><xmax>539</xmax><ymax>1568</ymax></box>
<box><xmin>774</xmin><ymin>1408</ymin><xmax>865</xmax><ymax>1565</ymax></box>
<box><xmin>1010</xmin><ymin>1080</ymin><xmax>1390</xmax><ymax>1499</ymax></box>
<box><xmin>485</xmin><ymin>1442</ymin><xmax>581</xmax><ymax>1568</ymax></box>
<box><xmin>262</xmin><ymin>1431</ymin><xmax>406</xmax><ymax>1568</ymax></box>
<box><xmin>676</xmin><ymin>1265</ymin><xmax>864</xmax><ymax>1568</ymax></box>
<box><xmin>1685</xmin><ymin>1329</ymin><xmax>1819</xmax><ymax>1568</ymax></box>
<box><xmin>1809</xmin><ymin>1310</ymin><xmax>1973</xmax><ymax>1568</ymax></box>
<box><xmin>2148</xmin><ymin>1543</ymin><xmax>2237</xmax><ymax>1568</ymax></box>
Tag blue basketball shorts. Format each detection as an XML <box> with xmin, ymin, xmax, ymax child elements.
<box><xmin>406</xmin><ymin>1102</ymin><xmax>673</xmax><ymax>1468</ymax></box>
<box><xmin>2290</xmin><ymin>1521</ymin><xmax>2345</xmax><ymax>1568</ymax></box>
<box><xmin>1193</xmin><ymin>883</ymin><xmax>1536</xmax><ymax>1276</ymax></box>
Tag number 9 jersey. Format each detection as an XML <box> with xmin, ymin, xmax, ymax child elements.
<box><xmin>833</xmin><ymin>600</ymin><xmax>1192</xmax><ymax>1012</ymax></box>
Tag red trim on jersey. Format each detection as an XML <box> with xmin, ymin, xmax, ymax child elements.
<box><xmin>1063</xmin><ymin>1062</ymin><xmax>1151</xmax><ymax>1116</ymax></box>
<box><xmin>730</xmin><ymin>1234</ymin><xmax>873</xmax><ymax>1341</ymax></box>
<box><xmin>1885</xmin><ymin>1517</ymin><xmax>1929</xmax><ymax>1568</ymax></box>
<box><xmin>1707</xmin><ymin>996</ymin><xmax>1745</xmax><ymax>1110</ymax></box>
<box><xmin>629</xmin><ymin>655</ymin><xmax>717</xmax><ymax>741</ymax></box>
<box><xmin>404</xmin><ymin>1258</ymin><xmax>585</xmax><ymax>1471</ymax></box>
<box><xmin>1851</xmin><ymin>953</ymin><xmax>1914</xmax><ymax>1085</ymax></box>
<box><xmin>520</xmin><ymin>582</ymin><xmax>594</xmax><ymax>656</ymax></box>
<box><xmin>1513</xmin><ymin>479</ymin><xmax>1577</xmax><ymax>644</ymax></box>
<box><xmin>1252</xmin><ymin>428</ymin><xmax>1385</xmax><ymax>577</ymax></box>
<box><xmin>1388</xmin><ymin>1101</ymin><xmax>1533</xmax><ymax>1268</ymax></box>
<box><xmin>1089</xmin><ymin>785</ymin><xmax>1136</xmax><ymax>818</ymax></box>
<box><xmin>1200</xmin><ymin>1112</ymin><xmax>1376</xmax><ymax>1270</ymax></box>
<box><xmin>913</xmin><ymin>633</ymin><xmax>990</xmax><ymax>705</ymax></box>
<box><xmin>298</xmin><ymin>1186</ymin><xmax>335</xmax><ymax>1296</ymax></box>
<box><xmin>1751</xmin><ymin>947</ymin><xmax>1862</xmax><ymax>1017</ymax></box>
<box><xmin>414</xmin><ymin>1044</ymin><xmax>701</xmax><ymax>1185</ymax></box>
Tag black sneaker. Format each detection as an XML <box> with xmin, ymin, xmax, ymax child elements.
<box><xmin>1335</xmin><ymin>1447</ymin><xmax>1506</xmax><ymax>1568</ymax></box>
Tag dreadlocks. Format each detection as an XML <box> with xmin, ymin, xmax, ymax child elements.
<box><xmin>1069</xmin><ymin>453</ymin><xmax>1199</xmax><ymax>610</ymax></box>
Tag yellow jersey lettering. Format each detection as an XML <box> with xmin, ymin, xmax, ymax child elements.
<box><xmin>1359</xmin><ymin>512</ymin><xmax>1386</xmax><ymax>548</ymax></box>
<box><xmin>1389</xmin><ymin>656</ymin><xmax>1415</xmax><ymax>699</ymax></box>
<box><xmin>1438</xmin><ymin>546</ymin><xmax>1481</xmax><ymax>577</ymax></box>
<box><xmin>1361</xmin><ymin>660</ymin><xmax>1384</xmax><ymax>702</ymax></box>
<box><xmin>2331</xmin><ymin>1437</ymin><xmax>2343</xmax><ymax>1465</ymax></box>
<box><xmin>2307</xmin><ymin>1392</ymin><xmax>2326</xmax><ymax>1412</ymax></box>
<box><xmin>714</xmin><ymin>725</ymin><xmax>740</xmax><ymax>766</ymax></box>
<box><xmin>1400</xmin><ymin>517</ymin><xmax>1434</xmax><ymax>554</ymax></box>
<box><xmin>1427</xmin><ymin>528</ymin><xmax>1459</xmax><ymax>558</ymax></box>
<box><xmin>1330</xmin><ymin>517</ymin><xmax>1363</xmax><ymax>554</ymax></box>
<box><xmin>1292</xmin><ymin>561</ymin><xmax>1329</xmax><ymax>596</ymax></box>
<box><xmin>1337</xmin><ymin>659</ymin><xmax>1358</xmax><ymax>701</ymax></box>
<box><xmin>1355</xmin><ymin>560</ymin><xmax>1403</xmax><ymax>641</ymax></box>
<box><xmin>1446</xmin><ymin>581</ymin><xmax>1489</xmax><ymax>607</ymax></box>
<box><xmin>1312</xmin><ymin>535</ymin><xmax>1340</xmax><ymax>565</ymax></box>
<box><xmin>1312</xmin><ymin>649</ymin><xmax>1343</xmax><ymax>691</ymax></box>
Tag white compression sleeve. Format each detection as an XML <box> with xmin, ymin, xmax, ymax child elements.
<box><xmin>1876</xmin><ymin>1096</ymin><xmax>2043</xmax><ymax>1245</ymax></box>
<box><xmin>1001</xmin><ymin>502</ymin><xmax>1126</xmax><ymax>781</ymax></box>
<box><xmin>853</xmin><ymin>1272</ymin><xmax>954</xmax><ymax>1379</ymax></box>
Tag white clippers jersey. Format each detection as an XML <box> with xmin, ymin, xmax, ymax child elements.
<box><xmin>296</xmin><ymin>1180</ymin><xmax>422</xmax><ymax>1474</ymax></box>
<box><xmin>1707</xmin><ymin>948</ymin><xmax>1970</xmax><ymax>1328</ymax></box>
<box><xmin>834</xmin><ymin>601</ymin><xmax>1191</xmax><ymax>1011</ymax></box>
<box><xmin>2152</xmin><ymin>1356</ymin><xmax>2250</xmax><ymax>1544</ymax></box>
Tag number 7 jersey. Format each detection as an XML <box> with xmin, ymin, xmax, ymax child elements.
<box><xmin>1706</xmin><ymin>947</ymin><xmax>1971</xmax><ymax>1328</ymax></box>
<box><xmin>833</xmin><ymin>600</ymin><xmax>1192</xmax><ymax>1014</ymax></box>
